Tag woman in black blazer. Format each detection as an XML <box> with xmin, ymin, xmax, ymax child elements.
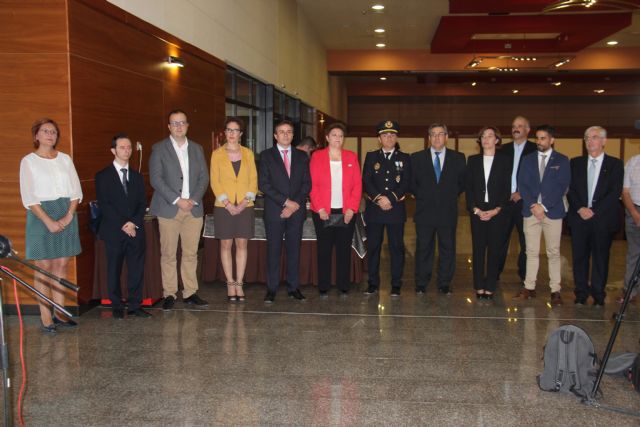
<box><xmin>465</xmin><ymin>126</ymin><xmax>511</xmax><ymax>300</ymax></box>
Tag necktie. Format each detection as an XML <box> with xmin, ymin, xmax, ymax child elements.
<box><xmin>588</xmin><ymin>158</ymin><xmax>597</xmax><ymax>208</ymax></box>
<box><xmin>384</xmin><ymin>152</ymin><xmax>391</xmax><ymax>160</ymax></box>
<box><xmin>539</xmin><ymin>154</ymin><xmax>547</xmax><ymax>182</ymax></box>
<box><xmin>434</xmin><ymin>152</ymin><xmax>442</xmax><ymax>183</ymax></box>
<box><xmin>120</xmin><ymin>168</ymin><xmax>128</xmax><ymax>195</ymax></box>
<box><xmin>282</xmin><ymin>150</ymin><xmax>290</xmax><ymax>177</ymax></box>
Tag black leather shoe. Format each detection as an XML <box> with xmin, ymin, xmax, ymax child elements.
<box><xmin>339</xmin><ymin>290</ymin><xmax>349</xmax><ymax>298</ymax></box>
<box><xmin>438</xmin><ymin>286</ymin><xmax>452</xmax><ymax>295</ymax></box>
<box><xmin>390</xmin><ymin>287</ymin><xmax>401</xmax><ymax>297</ymax></box>
<box><xmin>53</xmin><ymin>316</ymin><xmax>78</xmax><ymax>328</ymax></box>
<box><xmin>40</xmin><ymin>322</ymin><xmax>56</xmax><ymax>333</ymax></box>
<box><xmin>162</xmin><ymin>296</ymin><xmax>175</xmax><ymax>311</ymax></box>
<box><xmin>288</xmin><ymin>289</ymin><xmax>306</xmax><ymax>300</ymax></box>
<box><xmin>364</xmin><ymin>285</ymin><xmax>378</xmax><ymax>295</ymax></box>
<box><xmin>319</xmin><ymin>291</ymin><xmax>329</xmax><ymax>299</ymax></box>
<box><xmin>264</xmin><ymin>291</ymin><xmax>276</xmax><ymax>303</ymax></box>
<box><xmin>415</xmin><ymin>287</ymin><xmax>426</xmax><ymax>294</ymax></box>
<box><xmin>574</xmin><ymin>297</ymin><xmax>587</xmax><ymax>305</ymax></box>
<box><xmin>113</xmin><ymin>308</ymin><xmax>125</xmax><ymax>319</ymax></box>
<box><xmin>593</xmin><ymin>300</ymin><xmax>605</xmax><ymax>308</ymax></box>
<box><xmin>184</xmin><ymin>294</ymin><xmax>208</xmax><ymax>306</ymax></box>
<box><xmin>128</xmin><ymin>308</ymin><xmax>152</xmax><ymax>318</ymax></box>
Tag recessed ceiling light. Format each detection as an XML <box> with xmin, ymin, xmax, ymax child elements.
<box><xmin>376</xmin><ymin>43</ymin><xmax>386</xmax><ymax>48</ymax></box>
<box><xmin>512</xmin><ymin>89</ymin><xmax>519</xmax><ymax>94</ymax></box>
<box><xmin>552</xmin><ymin>82</ymin><xmax>562</xmax><ymax>86</ymax></box>
<box><xmin>374</xmin><ymin>28</ymin><xmax>385</xmax><ymax>33</ymax></box>
<box><xmin>471</xmin><ymin>82</ymin><xmax>477</xmax><ymax>87</ymax></box>
<box><xmin>594</xmin><ymin>89</ymin><xmax>605</xmax><ymax>94</ymax></box>
<box><xmin>371</xmin><ymin>4</ymin><xmax>385</xmax><ymax>10</ymax></box>
<box><xmin>606</xmin><ymin>40</ymin><xmax>618</xmax><ymax>46</ymax></box>
<box><xmin>379</xmin><ymin>77</ymin><xmax>387</xmax><ymax>81</ymax></box>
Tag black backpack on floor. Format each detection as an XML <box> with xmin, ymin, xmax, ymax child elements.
<box><xmin>537</xmin><ymin>324</ymin><xmax>600</xmax><ymax>399</ymax></box>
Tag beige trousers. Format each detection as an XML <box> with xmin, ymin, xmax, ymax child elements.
<box><xmin>158</xmin><ymin>209</ymin><xmax>203</xmax><ymax>299</ymax></box>
<box><xmin>523</xmin><ymin>215</ymin><xmax>563</xmax><ymax>293</ymax></box>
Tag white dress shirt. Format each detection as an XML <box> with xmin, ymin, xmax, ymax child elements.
<box><xmin>170</xmin><ymin>135</ymin><xmax>190</xmax><ymax>200</ymax></box>
<box><xmin>19</xmin><ymin>152</ymin><xmax>83</xmax><ymax>209</ymax></box>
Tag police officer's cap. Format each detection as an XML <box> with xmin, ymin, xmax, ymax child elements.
<box><xmin>377</xmin><ymin>120</ymin><xmax>399</xmax><ymax>135</ymax></box>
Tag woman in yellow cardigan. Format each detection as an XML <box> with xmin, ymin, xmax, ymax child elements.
<box><xmin>210</xmin><ymin>117</ymin><xmax>258</xmax><ymax>301</ymax></box>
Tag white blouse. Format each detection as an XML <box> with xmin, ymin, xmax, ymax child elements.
<box><xmin>330</xmin><ymin>160</ymin><xmax>343</xmax><ymax>209</ymax></box>
<box><xmin>20</xmin><ymin>152</ymin><xmax>83</xmax><ymax>209</ymax></box>
<box><xmin>483</xmin><ymin>155</ymin><xmax>494</xmax><ymax>203</ymax></box>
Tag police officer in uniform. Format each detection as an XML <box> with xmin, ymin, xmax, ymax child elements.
<box><xmin>363</xmin><ymin>120</ymin><xmax>412</xmax><ymax>296</ymax></box>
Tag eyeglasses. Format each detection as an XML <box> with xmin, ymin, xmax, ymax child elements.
<box><xmin>169</xmin><ymin>121</ymin><xmax>188</xmax><ymax>127</ymax></box>
<box><xmin>225</xmin><ymin>128</ymin><xmax>242</xmax><ymax>134</ymax></box>
<box><xmin>430</xmin><ymin>132</ymin><xmax>447</xmax><ymax>137</ymax></box>
<box><xmin>39</xmin><ymin>129</ymin><xmax>58</xmax><ymax>136</ymax></box>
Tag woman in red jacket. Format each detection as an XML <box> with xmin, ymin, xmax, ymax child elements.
<box><xmin>309</xmin><ymin>122</ymin><xmax>362</xmax><ymax>297</ymax></box>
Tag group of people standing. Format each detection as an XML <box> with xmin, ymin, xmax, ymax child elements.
<box><xmin>18</xmin><ymin>111</ymin><xmax>633</xmax><ymax>332</ymax></box>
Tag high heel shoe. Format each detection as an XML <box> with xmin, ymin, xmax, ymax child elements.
<box><xmin>227</xmin><ymin>281</ymin><xmax>237</xmax><ymax>302</ymax></box>
<box><xmin>235</xmin><ymin>282</ymin><xmax>245</xmax><ymax>302</ymax></box>
<box><xmin>484</xmin><ymin>292</ymin><xmax>494</xmax><ymax>300</ymax></box>
<box><xmin>475</xmin><ymin>291</ymin><xmax>485</xmax><ymax>299</ymax></box>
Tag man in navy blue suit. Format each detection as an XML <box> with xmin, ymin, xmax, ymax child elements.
<box><xmin>258</xmin><ymin>120</ymin><xmax>311</xmax><ymax>303</ymax></box>
<box><xmin>95</xmin><ymin>133</ymin><xmax>150</xmax><ymax>318</ymax></box>
<box><xmin>515</xmin><ymin>125</ymin><xmax>571</xmax><ymax>306</ymax></box>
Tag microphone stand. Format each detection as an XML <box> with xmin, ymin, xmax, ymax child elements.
<box><xmin>0</xmin><ymin>252</ymin><xmax>78</xmax><ymax>427</ymax></box>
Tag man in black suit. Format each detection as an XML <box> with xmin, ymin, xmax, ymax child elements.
<box><xmin>497</xmin><ymin>116</ymin><xmax>537</xmax><ymax>282</ymax></box>
<box><xmin>362</xmin><ymin>120</ymin><xmax>412</xmax><ymax>296</ymax></box>
<box><xmin>411</xmin><ymin>123</ymin><xmax>466</xmax><ymax>295</ymax></box>
<box><xmin>258</xmin><ymin>120</ymin><xmax>311</xmax><ymax>303</ymax></box>
<box><xmin>95</xmin><ymin>133</ymin><xmax>151</xmax><ymax>319</ymax></box>
<box><xmin>567</xmin><ymin>126</ymin><xmax>623</xmax><ymax>306</ymax></box>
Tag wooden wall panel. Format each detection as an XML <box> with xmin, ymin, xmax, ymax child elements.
<box><xmin>624</xmin><ymin>139</ymin><xmax>640</xmax><ymax>162</ymax></box>
<box><xmin>554</xmin><ymin>139</ymin><xmax>584</xmax><ymax>159</ymax></box>
<box><xmin>0</xmin><ymin>0</ymin><xmax>68</xmax><ymax>53</ymax></box>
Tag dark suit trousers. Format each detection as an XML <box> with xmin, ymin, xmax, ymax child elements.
<box><xmin>498</xmin><ymin>199</ymin><xmax>527</xmax><ymax>280</ymax></box>
<box><xmin>312</xmin><ymin>212</ymin><xmax>355</xmax><ymax>292</ymax></box>
<box><xmin>571</xmin><ymin>220</ymin><xmax>614</xmax><ymax>302</ymax></box>
<box><xmin>470</xmin><ymin>214</ymin><xmax>506</xmax><ymax>292</ymax></box>
<box><xmin>414</xmin><ymin>223</ymin><xmax>456</xmax><ymax>289</ymax></box>
<box><xmin>105</xmin><ymin>232</ymin><xmax>145</xmax><ymax>311</ymax></box>
<box><xmin>366</xmin><ymin>222</ymin><xmax>405</xmax><ymax>287</ymax></box>
<box><xmin>264</xmin><ymin>215</ymin><xmax>304</xmax><ymax>293</ymax></box>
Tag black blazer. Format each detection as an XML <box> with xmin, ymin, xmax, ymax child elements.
<box><xmin>362</xmin><ymin>149</ymin><xmax>412</xmax><ymax>224</ymax></box>
<box><xmin>567</xmin><ymin>154</ymin><xmax>624</xmax><ymax>232</ymax></box>
<box><xmin>499</xmin><ymin>140</ymin><xmax>537</xmax><ymax>192</ymax></box>
<box><xmin>95</xmin><ymin>165</ymin><xmax>147</xmax><ymax>242</ymax></box>
<box><xmin>411</xmin><ymin>148</ymin><xmax>466</xmax><ymax>227</ymax></box>
<box><xmin>258</xmin><ymin>146</ymin><xmax>311</xmax><ymax>222</ymax></box>
<box><xmin>465</xmin><ymin>152</ymin><xmax>511</xmax><ymax>213</ymax></box>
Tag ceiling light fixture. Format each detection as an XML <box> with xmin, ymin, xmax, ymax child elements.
<box><xmin>512</xmin><ymin>89</ymin><xmax>519</xmax><ymax>94</ymax></box>
<box><xmin>371</xmin><ymin>4</ymin><xmax>385</xmax><ymax>10</ymax></box>
<box><xmin>376</xmin><ymin>43</ymin><xmax>386</xmax><ymax>48</ymax></box>
<box><xmin>467</xmin><ymin>58</ymin><xmax>483</xmax><ymax>68</ymax></box>
<box><xmin>471</xmin><ymin>82</ymin><xmax>477</xmax><ymax>86</ymax></box>
<box><xmin>606</xmin><ymin>40</ymin><xmax>619</xmax><ymax>46</ymax></box>
<box><xmin>165</xmin><ymin>56</ymin><xmax>184</xmax><ymax>68</ymax></box>
<box><xmin>543</xmin><ymin>0</ymin><xmax>640</xmax><ymax>12</ymax></box>
<box><xmin>374</xmin><ymin>28</ymin><xmax>385</xmax><ymax>33</ymax></box>
<box><xmin>379</xmin><ymin>77</ymin><xmax>387</xmax><ymax>81</ymax></box>
<box><xmin>594</xmin><ymin>89</ymin><xmax>605</xmax><ymax>93</ymax></box>
<box><xmin>554</xmin><ymin>58</ymin><xmax>571</xmax><ymax>67</ymax></box>
<box><xmin>552</xmin><ymin>82</ymin><xmax>562</xmax><ymax>86</ymax></box>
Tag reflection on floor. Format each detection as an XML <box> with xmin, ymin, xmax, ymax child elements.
<box><xmin>3</xmin><ymin>218</ymin><xmax>640</xmax><ymax>426</ymax></box>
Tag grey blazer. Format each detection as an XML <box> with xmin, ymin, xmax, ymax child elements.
<box><xmin>149</xmin><ymin>137</ymin><xmax>209</xmax><ymax>218</ymax></box>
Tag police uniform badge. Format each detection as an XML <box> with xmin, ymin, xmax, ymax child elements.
<box><xmin>384</xmin><ymin>121</ymin><xmax>394</xmax><ymax>129</ymax></box>
<box><xmin>374</xmin><ymin>162</ymin><xmax>381</xmax><ymax>171</ymax></box>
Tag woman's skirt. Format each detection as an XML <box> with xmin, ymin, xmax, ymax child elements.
<box><xmin>25</xmin><ymin>197</ymin><xmax>81</xmax><ymax>260</ymax></box>
<box><xmin>213</xmin><ymin>205</ymin><xmax>255</xmax><ymax>239</ymax></box>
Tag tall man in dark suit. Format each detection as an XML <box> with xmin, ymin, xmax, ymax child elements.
<box><xmin>150</xmin><ymin>109</ymin><xmax>210</xmax><ymax>310</ymax></box>
<box><xmin>516</xmin><ymin>124</ymin><xmax>571</xmax><ymax>306</ymax></box>
<box><xmin>411</xmin><ymin>123</ymin><xmax>466</xmax><ymax>295</ymax></box>
<box><xmin>362</xmin><ymin>120</ymin><xmax>412</xmax><ymax>296</ymax></box>
<box><xmin>567</xmin><ymin>126</ymin><xmax>623</xmax><ymax>306</ymax></box>
<box><xmin>95</xmin><ymin>134</ymin><xmax>151</xmax><ymax>318</ymax></box>
<box><xmin>258</xmin><ymin>120</ymin><xmax>311</xmax><ymax>303</ymax></box>
<box><xmin>497</xmin><ymin>116</ymin><xmax>537</xmax><ymax>281</ymax></box>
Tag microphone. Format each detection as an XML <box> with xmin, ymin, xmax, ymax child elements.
<box><xmin>0</xmin><ymin>235</ymin><xmax>80</xmax><ymax>292</ymax></box>
<box><xmin>136</xmin><ymin>141</ymin><xmax>142</xmax><ymax>151</ymax></box>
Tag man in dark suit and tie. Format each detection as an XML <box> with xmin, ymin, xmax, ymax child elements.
<box><xmin>516</xmin><ymin>124</ymin><xmax>571</xmax><ymax>305</ymax></box>
<box><xmin>362</xmin><ymin>120</ymin><xmax>412</xmax><ymax>296</ymax></box>
<box><xmin>258</xmin><ymin>120</ymin><xmax>311</xmax><ymax>303</ymax></box>
<box><xmin>497</xmin><ymin>116</ymin><xmax>537</xmax><ymax>282</ymax></box>
<box><xmin>95</xmin><ymin>133</ymin><xmax>151</xmax><ymax>318</ymax></box>
<box><xmin>411</xmin><ymin>123</ymin><xmax>466</xmax><ymax>295</ymax></box>
<box><xmin>149</xmin><ymin>109</ymin><xmax>210</xmax><ymax>310</ymax></box>
<box><xmin>567</xmin><ymin>126</ymin><xmax>623</xmax><ymax>306</ymax></box>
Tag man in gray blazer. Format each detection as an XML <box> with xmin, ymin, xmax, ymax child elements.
<box><xmin>150</xmin><ymin>109</ymin><xmax>210</xmax><ymax>310</ymax></box>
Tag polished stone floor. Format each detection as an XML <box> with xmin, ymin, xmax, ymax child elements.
<box><xmin>2</xmin><ymin>217</ymin><xmax>640</xmax><ymax>426</ymax></box>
